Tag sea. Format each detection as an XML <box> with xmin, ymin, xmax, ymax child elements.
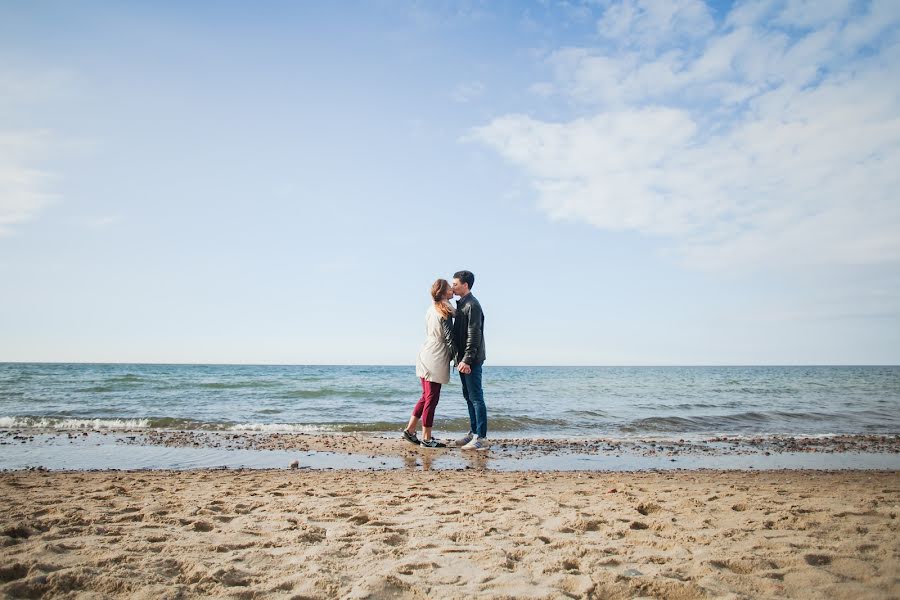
<box><xmin>2</xmin><ymin>363</ymin><xmax>899</xmax><ymax>439</ymax></box>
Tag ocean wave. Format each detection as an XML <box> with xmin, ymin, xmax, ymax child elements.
<box><xmin>228</xmin><ymin>422</ymin><xmax>373</xmax><ymax>433</ymax></box>
<box><xmin>564</xmin><ymin>410</ymin><xmax>610</xmax><ymax>418</ymax></box>
<box><xmin>228</xmin><ymin>421</ymin><xmax>424</xmax><ymax>433</ymax></box>
<box><xmin>0</xmin><ymin>416</ymin><xmax>151</xmax><ymax>429</ymax></box>
<box><xmin>707</xmin><ymin>387</ymin><xmax>801</xmax><ymax>395</ymax></box>
<box><xmin>226</xmin><ymin>416</ymin><xmax>571</xmax><ymax>434</ymax></box>
<box><xmin>277</xmin><ymin>388</ymin><xmax>408</xmax><ymax>400</ymax></box>
<box><xmin>622</xmin><ymin>409</ymin><xmax>899</xmax><ymax>433</ymax></box>
<box><xmin>196</xmin><ymin>381</ymin><xmax>281</xmax><ymax>390</ymax></box>
<box><xmin>147</xmin><ymin>417</ymin><xmax>213</xmax><ymax>429</ymax></box>
<box><xmin>108</xmin><ymin>375</ymin><xmax>144</xmax><ymax>383</ymax></box>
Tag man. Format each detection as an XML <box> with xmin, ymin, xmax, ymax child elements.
<box><xmin>451</xmin><ymin>270</ymin><xmax>488</xmax><ymax>450</ymax></box>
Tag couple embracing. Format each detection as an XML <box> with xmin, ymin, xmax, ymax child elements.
<box><xmin>402</xmin><ymin>270</ymin><xmax>487</xmax><ymax>451</ymax></box>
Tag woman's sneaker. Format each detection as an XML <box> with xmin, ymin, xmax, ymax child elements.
<box><xmin>402</xmin><ymin>429</ymin><xmax>420</xmax><ymax>445</ymax></box>
<box><xmin>453</xmin><ymin>432</ymin><xmax>474</xmax><ymax>447</ymax></box>
<box><xmin>420</xmin><ymin>438</ymin><xmax>447</xmax><ymax>448</ymax></box>
<box><xmin>461</xmin><ymin>436</ymin><xmax>488</xmax><ymax>451</ymax></box>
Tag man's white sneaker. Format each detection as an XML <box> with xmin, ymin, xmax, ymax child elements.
<box><xmin>453</xmin><ymin>432</ymin><xmax>474</xmax><ymax>447</ymax></box>
<box><xmin>461</xmin><ymin>436</ymin><xmax>488</xmax><ymax>451</ymax></box>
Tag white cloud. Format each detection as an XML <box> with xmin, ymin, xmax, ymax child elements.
<box><xmin>470</xmin><ymin>0</ymin><xmax>900</xmax><ymax>270</ymax></box>
<box><xmin>725</xmin><ymin>0</ymin><xmax>779</xmax><ymax>28</ymax></box>
<box><xmin>840</xmin><ymin>0</ymin><xmax>900</xmax><ymax>50</ymax></box>
<box><xmin>774</xmin><ymin>0</ymin><xmax>855</xmax><ymax>29</ymax></box>
<box><xmin>597</xmin><ymin>0</ymin><xmax>715</xmax><ymax>50</ymax></box>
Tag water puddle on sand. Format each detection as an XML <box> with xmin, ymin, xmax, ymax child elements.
<box><xmin>1</xmin><ymin>432</ymin><xmax>898</xmax><ymax>472</ymax></box>
<box><xmin>0</xmin><ymin>434</ymin><xmax>401</xmax><ymax>470</ymax></box>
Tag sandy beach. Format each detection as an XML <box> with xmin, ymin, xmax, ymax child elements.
<box><xmin>1</xmin><ymin>467</ymin><xmax>898</xmax><ymax>599</ymax></box>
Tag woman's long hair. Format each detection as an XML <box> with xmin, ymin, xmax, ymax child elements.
<box><xmin>431</xmin><ymin>279</ymin><xmax>454</xmax><ymax>319</ymax></box>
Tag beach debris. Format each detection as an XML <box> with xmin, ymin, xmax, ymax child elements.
<box><xmin>622</xmin><ymin>568</ymin><xmax>644</xmax><ymax>578</ymax></box>
<box><xmin>289</xmin><ymin>459</ymin><xmax>300</xmax><ymax>469</ymax></box>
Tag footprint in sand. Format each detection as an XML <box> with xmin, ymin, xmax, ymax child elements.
<box><xmin>297</xmin><ymin>524</ymin><xmax>327</xmax><ymax>543</ymax></box>
<box><xmin>382</xmin><ymin>533</ymin><xmax>406</xmax><ymax>547</ymax></box>
<box><xmin>804</xmin><ymin>554</ymin><xmax>832</xmax><ymax>566</ymax></box>
<box><xmin>572</xmin><ymin>517</ymin><xmax>606</xmax><ymax>532</ymax></box>
<box><xmin>114</xmin><ymin>513</ymin><xmax>145</xmax><ymax>523</ymax></box>
<box><xmin>192</xmin><ymin>521</ymin><xmax>214</xmax><ymax>532</ymax></box>
<box><xmin>396</xmin><ymin>561</ymin><xmax>438</xmax><ymax>575</ymax></box>
<box><xmin>2</xmin><ymin>525</ymin><xmax>34</xmax><ymax>540</ymax></box>
<box><xmin>0</xmin><ymin>563</ymin><xmax>29</xmax><ymax>583</ymax></box>
<box><xmin>561</xmin><ymin>558</ymin><xmax>581</xmax><ymax>573</ymax></box>
<box><xmin>710</xmin><ymin>558</ymin><xmax>778</xmax><ymax>574</ymax></box>
<box><xmin>636</xmin><ymin>503</ymin><xmax>661</xmax><ymax>516</ymax></box>
<box><xmin>599</xmin><ymin>558</ymin><xmax>621</xmax><ymax>567</ymax></box>
<box><xmin>207</xmin><ymin>567</ymin><xmax>252</xmax><ymax>587</ymax></box>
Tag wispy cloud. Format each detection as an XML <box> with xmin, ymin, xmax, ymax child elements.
<box><xmin>76</xmin><ymin>215</ymin><xmax>121</xmax><ymax>230</ymax></box>
<box><xmin>0</xmin><ymin>131</ymin><xmax>56</xmax><ymax>236</ymax></box>
<box><xmin>597</xmin><ymin>0</ymin><xmax>715</xmax><ymax>50</ymax></box>
<box><xmin>0</xmin><ymin>68</ymin><xmax>75</xmax><ymax>236</ymax></box>
<box><xmin>470</xmin><ymin>0</ymin><xmax>900</xmax><ymax>270</ymax></box>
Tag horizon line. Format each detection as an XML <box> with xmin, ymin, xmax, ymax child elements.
<box><xmin>1</xmin><ymin>361</ymin><xmax>898</xmax><ymax>368</ymax></box>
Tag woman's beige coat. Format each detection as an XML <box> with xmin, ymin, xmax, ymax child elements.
<box><xmin>415</xmin><ymin>305</ymin><xmax>453</xmax><ymax>384</ymax></box>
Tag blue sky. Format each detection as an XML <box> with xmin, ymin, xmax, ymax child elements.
<box><xmin>2</xmin><ymin>0</ymin><xmax>899</xmax><ymax>365</ymax></box>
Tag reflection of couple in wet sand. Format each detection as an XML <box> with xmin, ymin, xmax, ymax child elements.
<box><xmin>403</xmin><ymin>449</ymin><xmax>489</xmax><ymax>471</ymax></box>
<box><xmin>401</xmin><ymin>270</ymin><xmax>488</xmax><ymax>451</ymax></box>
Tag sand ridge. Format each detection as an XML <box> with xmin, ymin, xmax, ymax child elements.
<box><xmin>1</xmin><ymin>469</ymin><xmax>898</xmax><ymax>599</ymax></box>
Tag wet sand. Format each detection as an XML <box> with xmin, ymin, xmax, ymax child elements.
<box><xmin>5</xmin><ymin>428</ymin><xmax>899</xmax><ymax>458</ymax></box>
<box><xmin>3</xmin><ymin>430</ymin><xmax>899</xmax><ymax>472</ymax></box>
<box><xmin>1</xmin><ymin>468</ymin><xmax>898</xmax><ymax>599</ymax></box>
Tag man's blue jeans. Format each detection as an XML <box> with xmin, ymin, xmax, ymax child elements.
<box><xmin>459</xmin><ymin>363</ymin><xmax>487</xmax><ymax>439</ymax></box>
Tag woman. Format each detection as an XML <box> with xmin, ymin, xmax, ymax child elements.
<box><xmin>402</xmin><ymin>278</ymin><xmax>456</xmax><ymax>448</ymax></box>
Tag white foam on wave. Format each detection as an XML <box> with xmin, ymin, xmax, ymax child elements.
<box><xmin>228</xmin><ymin>422</ymin><xmax>339</xmax><ymax>433</ymax></box>
<box><xmin>0</xmin><ymin>416</ymin><xmax>151</xmax><ymax>430</ymax></box>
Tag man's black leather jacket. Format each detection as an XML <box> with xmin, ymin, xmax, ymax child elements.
<box><xmin>439</xmin><ymin>315</ymin><xmax>458</xmax><ymax>364</ymax></box>
<box><xmin>452</xmin><ymin>294</ymin><xmax>486</xmax><ymax>366</ymax></box>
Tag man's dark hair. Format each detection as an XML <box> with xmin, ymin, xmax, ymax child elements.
<box><xmin>453</xmin><ymin>270</ymin><xmax>475</xmax><ymax>289</ymax></box>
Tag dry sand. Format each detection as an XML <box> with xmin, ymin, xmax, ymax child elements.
<box><xmin>1</xmin><ymin>469</ymin><xmax>898</xmax><ymax>599</ymax></box>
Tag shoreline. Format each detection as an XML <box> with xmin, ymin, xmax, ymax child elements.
<box><xmin>2</xmin><ymin>429</ymin><xmax>898</xmax><ymax>473</ymax></box>
<box><xmin>1</xmin><ymin>469</ymin><xmax>898</xmax><ymax>598</ymax></box>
